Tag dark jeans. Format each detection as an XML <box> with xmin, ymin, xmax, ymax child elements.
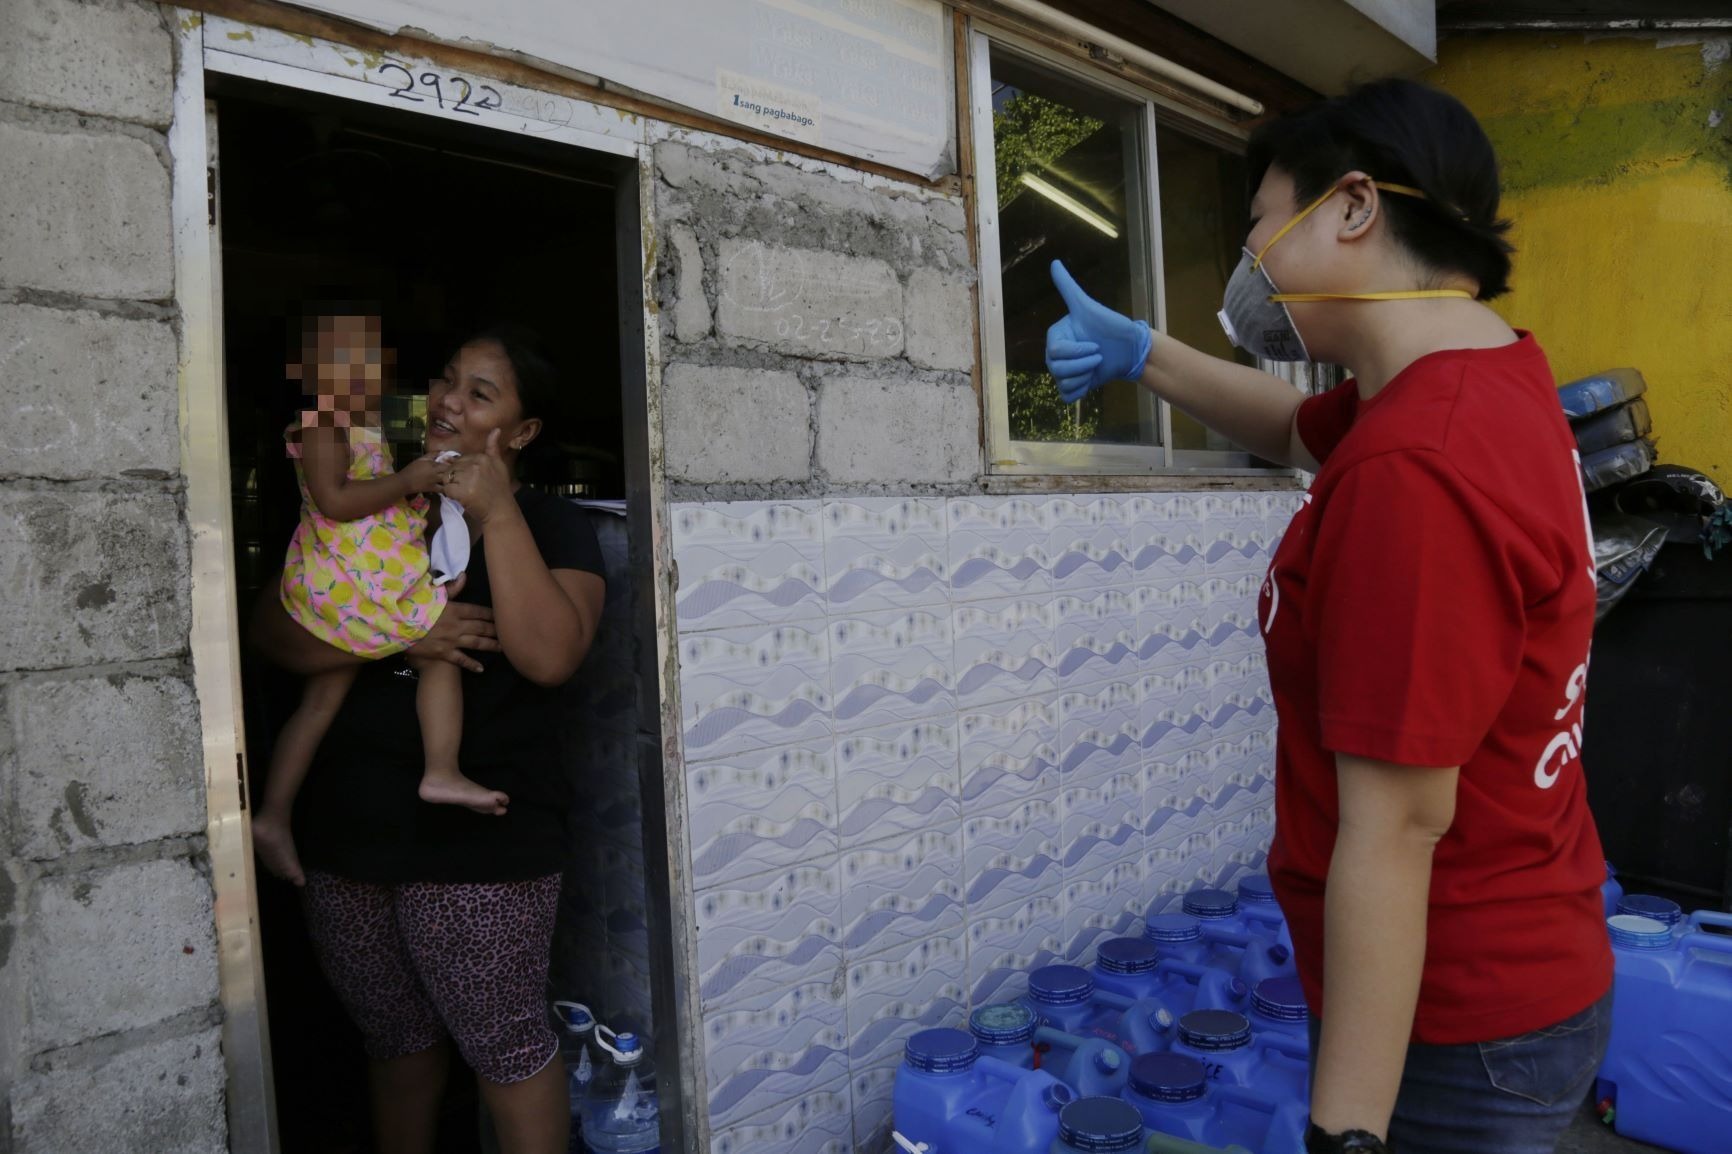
<box><xmin>1308</xmin><ymin>991</ymin><xmax>1612</xmax><ymax>1154</ymax></box>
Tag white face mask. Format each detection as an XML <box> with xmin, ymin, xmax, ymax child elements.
<box><xmin>1217</xmin><ymin>178</ymin><xmax>1474</xmax><ymax>363</ymax></box>
<box><xmin>1218</xmin><ymin>249</ymin><xmax>1309</xmax><ymax>362</ymax></box>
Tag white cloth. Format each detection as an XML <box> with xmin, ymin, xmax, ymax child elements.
<box><xmin>429</xmin><ymin>450</ymin><xmax>469</xmax><ymax>586</ymax></box>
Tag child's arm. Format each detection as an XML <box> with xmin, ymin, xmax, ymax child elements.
<box><xmin>301</xmin><ymin>424</ymin><xmax>438</xmax><ymax>522</ymax></box>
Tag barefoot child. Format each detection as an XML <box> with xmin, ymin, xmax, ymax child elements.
<box><xmin>251</xmin><ymin>311</ymin><xmax>508</xmax><ymax>886</ymax></box>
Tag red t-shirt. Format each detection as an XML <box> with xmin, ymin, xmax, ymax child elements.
<box><xmin>1262</xmin><ymin>333</ymin><xmax>1612</xmax><ymax>1045</ymax></box>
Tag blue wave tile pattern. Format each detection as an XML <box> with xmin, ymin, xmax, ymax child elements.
<box><xmin>669</xmin><ymin>488</ymin><xmax>1292</xmax><ymax>1140</ymax></box>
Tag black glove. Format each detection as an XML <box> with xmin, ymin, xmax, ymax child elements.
<box><xmin>1305</xmin><ymin>1123</ymin><xmax>1390</xmax><ymax>1154</ymax></box>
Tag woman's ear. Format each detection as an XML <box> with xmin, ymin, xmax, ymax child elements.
<box><xmin>509</xmin><ymin>416</ymin><xmax>543</xmax><ymax>452</ymax></box>
<box><xmin>1338</xmin><ymin>172</ymin><xmax>1379</xmax><ymax>242</ymax></box>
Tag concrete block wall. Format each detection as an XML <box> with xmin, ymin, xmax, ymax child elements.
<box><xmin>651</xmin><ymin>138</ymin><xmax>980</xmax><ymax>500</ymax></box>
<box><xmin>0</xmin><ymin>2</ymin><xmax>227</xmax><ymax>1151</ymax></box>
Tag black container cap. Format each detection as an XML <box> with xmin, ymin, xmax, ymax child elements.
<box><xmin>1097</xmin><ymin>937</ymin><xmax>1160</xmax><ymax>976</ymax></box>
<box><xmin>1128</xmin><ymin>1052</ymin><xmax>1208</xmax><ymax>1103</ymax></box>
<box><xmin>903</xmin><ymin>1027</ymin><xmax>978</xmax><ymax>1074</ymax></box>
<box><xmin>1251</xmin><ymin>976</ymin><xmax>1309</xmax><ymax>1023</ymax></box>
<box><xmin>1057</xmin><ymin>1097</ymin><xmax>1145</xmax><ymax>1152</ymax></box>
<box><xmin>1177</xmin><ymin>1009</ymin><xmax>1252</xmax><ymax>1052</ymax></box>
<box><xmin>1029</xmin><ymin>964</ymin><xmax>1095</xmax><ymax>1006</ymax></box>
<box><xmin>1183</xmin><ymin>888</ymin><xmax>1239</xmax><ymax>919</ymax></box>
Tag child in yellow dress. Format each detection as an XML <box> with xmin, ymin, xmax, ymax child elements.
<box><xmin>251</xmin><ymin>312</ymin><xmax>507</xmax><ymax>887</ymax></box>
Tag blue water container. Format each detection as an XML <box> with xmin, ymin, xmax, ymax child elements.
<box><xmin>1602</xmin><ymin>862</ymin><xmax>1624</xmax><ymax>920</ymax></box>
<box><xmin>892</xmin><ymin>1027</ymin><xmax>1075</xmax><ymax>1154</ymax></box>
<box><xmin>1206</xmin><ymin>1084</ymin><xmax>1309</xmax><ymax>1154</ymax></box>
<box><xmin>1034</xmin><ymin>1026</ymin><xmax>1132</xmax><ymax>1098</ymax></box>
<box><xmin>1236</xmin><ymin>874</ymin><xmax>1287</xmax><ymax>941</ymax></box>
<box><xmin>1248</xmin><ymin>976</ymin><xmax>1310</xmax><ymax>1041</ymax></box>
<box><xmin>1050</xmin><ymin>1097</ymin><xmax>1144</xmax><ymax>1154</ymax></box>
<box><xmin>1028</xmin><ymin>965</ymin><xmax>1104</xmax><ymax>1035</ymax></box>
<box><xmin>1184</xmin><ymin>890</ymin><xmax>1247</xmax><ymax>965</ymax></box>
<box><xmin>1145</xmin><ymin>913</ymin><xmax>1212</xmax><ymax>967</ymax></box>
<box><xmin>1167</xmin><ymin>1010</ymin><xmax>1310</xmax><ymax>1102</ymax></box>
<box><xmin>1122</xmin><ymin>1054</ymin><xmax>1305</xmax><ymax>1153</ymax></box>
<box><xmin>1092</xmin><ymin>938</ymin><xmax>1163</xmax><ymax>1001</ymax></box>
<box><xmin>1028</xmin><ymin>964</ymin><xmax>1178</xmax><ymax>1056</ymax></box>
<box><xmin>1616</xmin><ymin>893</ymin><xmax>1683</xmax><ymax>928</ymax></box>
<box><xmin>1148</xmin><ymin>959</ymin><xmax>1250</xmax><ymax>1017</ymax></box>
<box><xmin>1123</xmin><ymin>1052</ymin><xmax>1214</xmax><ymax>1137</ymax></box>
<box><xmin>1597</xmin><ymin>911</ymin><xmax>1732</xmax><ymax>1154</ymax></box>
<box><xmin>971</xmin><ymin>1002</ymin><xmax>1040</xmax><ymax>1068</ymax></box>
<box><xmin>1170</xmin><ymin>1010</ymin><xmax>1258</xmax><ymax>1086</ymax></box>
<box><xmin>1197</xmin><ymin>926</ymin><xmax>1297</xmax><ymax>988</ymax></box>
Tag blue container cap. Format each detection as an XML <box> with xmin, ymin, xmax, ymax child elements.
<box><xmin>1144</xmin><ymin>912</ymin><xmax>1203</xmax><ymax>944</ymax></box>
<box><xmin>1252</xmin><ymin>976</ymin><xmax>1309</xmax><ymax>1023</ymax></box>
<box><xmin>1607</xmin><ymin>914</ymin><xmax>1674</xmax><ymax>951</ymax></box>
<box><xmin>903</xmin><ymin>1027</ymin><xmax>978</xmax><ymax>1074</ymax></box>
<box><xmin>1057</xmin><ymin>1097</ymin><xmax>1145</xmax><ymax>1152</ymax></box>
<box><xmin>1183</xmin><ymin>888</ymin><xmax>1239</xmax><ymax>919</ymax></box>
<box><xmin>1617</xmin><ymin>894</ymin><xmax>1683</xmax><ymax>927</ymax></box>
<box><xmin>1097</xmin><ymin>937</ymin><xmax>1160</xmax><ymax>976</ymax></box>
<box><xmin>969</xmin><ymin>1002</ymin><xmax>1037</xmax><ymax>1046</ymax></box>
<box><xmin>1029</xmin><ymin>964</ymin><xmax>1095</xmax><ymax>1006</ymax></box>
<box><xmin>1178</xmin><ymin>1010</ymin><xmax>1252</xmax><ymax>1052</ymax></box>
<box><xmin>1128</xmin><ymin>1052</ymin><xmax>1208</xmax><ymax>1102</ymax></box>
<box><xmin>1237</xmin><ymin>874</ymin><xmax>1278</xmax><ymax>904</ymax></box>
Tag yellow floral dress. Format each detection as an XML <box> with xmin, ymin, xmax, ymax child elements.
<box><xmin>280</xmin><ymin>424</ymin><xmax>445</xmax><ymax>658</ymax></box>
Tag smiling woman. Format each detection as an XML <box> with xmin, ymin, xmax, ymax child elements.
<box><xmin>251</xmin><ymin>321</ymin><xmax>607</xmax><ymax>1153</ymax></box>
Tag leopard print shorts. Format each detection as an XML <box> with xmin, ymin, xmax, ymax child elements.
<box><xmin>302</xmin><ymin>871</ymin><xmax>562</xmax><ymax>1084</ymax></box>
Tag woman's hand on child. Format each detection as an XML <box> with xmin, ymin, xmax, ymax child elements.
<box><xmin>438</xmin><ymin>429</ymin><xmax>517</xmax><ymax>525</ymax></box>
<box><xmin>408</xmin><ymin>576</ymin><xmax>501</xmax><ymax>673</ymax></box>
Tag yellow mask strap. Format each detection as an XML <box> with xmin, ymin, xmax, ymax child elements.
<box><xmin>1251</xmin><ymin>180</ymin><xmax>1438</xmax><ymax>271</ymax></box>
<box><xmin>1270</xmin><ymin>288</ymin><xmax>1475</xmax><ymax>302</ymax></box>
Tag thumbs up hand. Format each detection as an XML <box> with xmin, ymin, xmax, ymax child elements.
<box><xmin>1045</xmin><ymin>260</ymin><xmax>1153</xmax><ymax>402</ymax></box>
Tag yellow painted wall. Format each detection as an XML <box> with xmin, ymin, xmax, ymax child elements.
<box><xmin>1428</xmin><ymin>34</ymin><xmax>1732</xmax><ymax>486</ymax></box>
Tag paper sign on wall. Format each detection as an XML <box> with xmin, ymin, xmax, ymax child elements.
<box><xmin>280</xmin><ymin>0</ymin><xmax>954</xmax><ymax>178</ymax></box>
<box><xmin>717</xmin><ymin>69</ymin><xmax>822</xmax><ymax>145</ymax></box>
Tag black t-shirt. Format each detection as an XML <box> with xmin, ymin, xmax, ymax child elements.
<box><xmin>295</xmin><ymin>487</ymin><xmax>606</xmax><ymax>883</ymax></box>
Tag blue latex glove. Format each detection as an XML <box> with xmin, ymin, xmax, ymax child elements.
<box><xmin>1044</xmin><ymin>260</ymin><xmax>1153</xmax><ymax>403</ymax></box>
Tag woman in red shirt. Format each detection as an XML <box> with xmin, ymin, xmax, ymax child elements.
<box><xmin>1045</xmin><ymin>79</ymin><xmax>1611</xmax><ymax>1154</ymax></box>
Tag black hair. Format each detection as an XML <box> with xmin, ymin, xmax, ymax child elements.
<box><xmin>453</xmin><ymin>323</ymin><xmax>561</xmax><ymax>478</ymax></box>
<box><xmin>290</xmin><ymin>298</ymin><xmax>384</xmax><ymax>357</ymax></box>
<box><xmin>1247</xmin><ymin>78</ymin><xmax>1515</xmax><ymax>299</ymax></box>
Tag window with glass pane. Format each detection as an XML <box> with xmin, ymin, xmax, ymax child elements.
<box><xmin>1155</xmin><ymin>120</ymin><xmax>1254</xmax><ymax>455</ymax></box>
<box><xmin>989</xmin><ymin>46</ymin><xmax>1156</xmax><ymax>448</ymax></box>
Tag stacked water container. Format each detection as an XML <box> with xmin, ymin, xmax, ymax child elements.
<box><xmin>892</xmin><ymin>878</ymin><xmax>1312</xmax><ymax>1154</ymax></box>
<box><xmin>1596</xmin><ymin>898</ymin><xmax>1732</xmax><ymax>1154</ymax></box>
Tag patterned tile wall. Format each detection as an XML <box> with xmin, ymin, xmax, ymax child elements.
<box><xmin>676</xmin><ymin>492</ymin><xmax>1301</xmax><ymax>1152</ymax></box>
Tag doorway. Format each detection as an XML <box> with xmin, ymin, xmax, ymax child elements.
<box><xmin>208</xmin><ymin>74</ymin><xmax>662</xmax><ymax>1153</ymax></box>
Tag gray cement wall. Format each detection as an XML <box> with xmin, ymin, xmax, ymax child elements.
<box><xmin>651</xmin><ymin>138</ymin><xmax>981</xmax><ymax>501</ymax></box>
<box><xmin>0</xmin><ymin>1</ymin><xmax>227</xmax><ymax>1151</ymax></box>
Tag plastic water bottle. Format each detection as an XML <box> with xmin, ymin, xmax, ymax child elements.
<box><xmin>1144</xmin><ymin>912</ymin><xmax>1212</xmax><ymax>967</ymax></box>
<box><xmin>970</xmin><ymin>1002</ymin><xmax>1040</xmax><ymax>1068</ymax></box>
<box><xmin>553</xmin><ymin>1002</ymin><xmax>597</xmax><ymax>1154</ymax></box>
<box><xmin>1601</xmin><ymin>861</ymin><xmax>1624</xmax><ymax>920</ymax></box>
<box><xmin>581</xmin><ymin>1026</ymin><xmax>659</xmax><ymax>1154</ymax></box>
<box><xmin>1597</xmin><ymin>910</ymin><xmax>1732</xmax><ymax>1154</ymax></box>
<box><xmin>892</xmin><ymin>1027</ymin><xmax>1074</xmax><ymax>1154</ymax></box>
